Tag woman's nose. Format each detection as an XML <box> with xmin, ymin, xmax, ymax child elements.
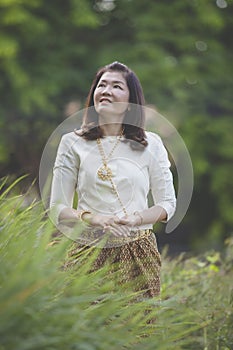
<box><xmin>102</xmin><ymin>85</ymin><xmax>112</xmax><ymax>95</ymax></box>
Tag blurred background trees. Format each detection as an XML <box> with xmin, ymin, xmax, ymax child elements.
<box><xmin>0</xmin><ymin>0</ymin><xmax>232</xmax><ymax>252</ymax></box>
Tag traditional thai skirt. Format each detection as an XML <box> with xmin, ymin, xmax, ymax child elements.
<box><xmin>64</xmin><ymin>230</ymin><xmax>161</xmax><ymax>298</ymax></box>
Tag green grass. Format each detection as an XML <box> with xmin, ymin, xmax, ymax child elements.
<box><xmin>0</xmin><ymin>178</ymin><xmax>232</xmax><ymax>350</ymax></box>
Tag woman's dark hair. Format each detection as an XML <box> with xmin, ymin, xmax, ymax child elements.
<box><xmin>79</xmin><ymin>61</ymin><xmax>148</xmax><ymax>148</ymax></box>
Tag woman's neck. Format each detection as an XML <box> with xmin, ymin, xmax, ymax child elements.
<box><xmin>99</xmin><ymin>123</ymin><xmax>123</xmax><ymax>136</ymax></box>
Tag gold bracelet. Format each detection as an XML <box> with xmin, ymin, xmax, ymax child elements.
<box><xmin>134</xmin><ymin>211</ymin><xmax>143</xmax><ymax>226</ymax></box>
<box><xmin>77</xmin><ymin>210</ymin><xmax>91</xmax><ymax>222</ymax></box>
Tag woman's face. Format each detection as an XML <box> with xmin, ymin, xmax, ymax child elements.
<box><xmin>94</xmin><ymin>71</ymin><xmax>130</xmax><ymax>120</ymax></box>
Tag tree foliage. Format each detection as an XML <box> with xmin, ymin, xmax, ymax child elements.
<box><xmin>0</xmin><ymin>0</ymin><xmax>232</xmax><ymax>250</ymax></box>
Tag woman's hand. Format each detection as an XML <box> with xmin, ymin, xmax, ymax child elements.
<box><xmin>105</xmin><ymin>214</ymin><xmax>141</xmax><ymax>238</ymax></box>
<box><xmin>83</xmin><ymin>214</ymin><xmax>133</xmax><ymax>238</ymax></box>
<box><xmin>59</xmin><ymin>209</ymin><xmax>144</xmax><ymax>238</ymax></box>
<box><xmin>117</xmin><ymin>214</ymin><xmax>141</xmax><ymax>227</ymax></box>
<box><xmin>85</xmin><ymin>213</ymin><xmax>119</xmax><ymax>229</ymax></box>
<box><xmin>82</xmin><ymin>213</ymin><xmax>143</xmax><ymax>238</ymax></box>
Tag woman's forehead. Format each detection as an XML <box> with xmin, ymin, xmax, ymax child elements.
<box><xmin>99</xmin><ymin>71</ymin><xmax>127</xmax><ymax>84</ymax></box>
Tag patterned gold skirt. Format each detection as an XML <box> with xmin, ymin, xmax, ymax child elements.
<box><xmin>64</xmin><ymin>232</ymin><xmax>161</xmax><ymax>298</ymax></box>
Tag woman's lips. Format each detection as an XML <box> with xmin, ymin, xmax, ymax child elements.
<box><xmin>99</xmin><ymin>98</ymin><xmax>112</xmax><ymax>103</ymax></box>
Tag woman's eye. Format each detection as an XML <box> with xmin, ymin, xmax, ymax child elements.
<box><xmin>114</xmin><ymin>85</ymin><xmax>122</xmax><ymax>89</ymax></box>
<box><xmin>98</xmin><ymin>83</ymin><xmax>105</xmax><ymax>88</ymax></box>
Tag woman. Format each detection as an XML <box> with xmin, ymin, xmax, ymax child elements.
<box><xmin>50</xmin><ymin>61</ymin><xmax>176</xmax><ymax>297</ymax></box>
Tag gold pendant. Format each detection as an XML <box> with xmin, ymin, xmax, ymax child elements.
<box><xmin>97</xmin><ymin>165</ymin><xmax>113</xmax><ymax>181</ymax></box>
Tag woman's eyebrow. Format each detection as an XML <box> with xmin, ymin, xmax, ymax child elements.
<box><xmin>99</xmin><ymin>79</ymin><xmax>126</xmax><ymax>85</ymax></box>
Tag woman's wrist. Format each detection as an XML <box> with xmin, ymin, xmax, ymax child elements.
<box><xmin>133</xmin><ymin>211</ymin><xmax>144</xmax><ymax>226</ymax></box>
<box><xmin>82</xmin><ymin>212</ymin><xmax>103</xmax><ymax>226</ymax></box>
<box><xmin>77</xmin><ymin>210</ymin><xmax>92</xmax><ymax>223</ymax></box>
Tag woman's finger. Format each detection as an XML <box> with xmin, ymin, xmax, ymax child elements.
<box><xmin>110</xmin><ymin>224</ymin><xmax>131</xmax><ymax>237</ymax></box>
<box><xmin>117</xmin><ymin>217</ymin><xmax>130</xmax><ymax>225</ymax></box>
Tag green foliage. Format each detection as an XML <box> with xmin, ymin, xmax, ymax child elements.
<box><xmin>161</xmin><ymin>246</ymin><xmax>233</xmax><ymax>350</ymax></box>
<box><xmin>0</xmin><ymin>0</ymin><xmax>232</xmax><ymax>250</ymax></box>
<box><xmin>0</xmin><ymin>181</ymin><xmax>232</xmax><ymax>349</ymax></box>
<box><xmin>180</xmin><ymin>114</ymin><xmax>233</xmax><ymax>249</ymax></box>
<box><xmin>93</xmin><ymin>0</ymin><xmax>233</xmax><ymax>114</ymax></box>
<box><xmin>0</xmin><ymin>0</ymin><xmax>100</xmax><ymax>177</ymax></box>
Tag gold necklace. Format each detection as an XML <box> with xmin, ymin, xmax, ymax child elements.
<box><xmin>96</xmin><ymin>131</ymin><xmax>127</xmax><ymax>216</ymax></box>
<box><xmin>96</xmin><ymin>133</ymin><xmax>122</xmax><ymax>181</ymax></box>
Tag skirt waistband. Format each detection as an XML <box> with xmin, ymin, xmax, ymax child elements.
<box><xmin>77</xmin><ymin>228</ymin><xmax>154</xmax><ymax>247</ymax></box>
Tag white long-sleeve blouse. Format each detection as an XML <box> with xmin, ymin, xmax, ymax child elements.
<box><xmin>50</xmin><ymin>130</ymin><xmax>176</xmax><ymax>230</ymax></box>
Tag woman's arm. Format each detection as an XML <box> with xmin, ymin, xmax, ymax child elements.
<box><xmin>117</xmin><ymin>133</ymin><xmax>176</xmax><ymax>229</ymax></box>
<box><xmin>50</xmin><ymin>134</ymin><xmax>119</xmax><ymax>229</ymax></box>
<box><xmin>147</xmin><ymin>133</ymin><xmax>176</xmax><ymax>222</ymax></box>
<box><xmin>118</xmin><ymin>205</ymin><xmax>167</xmax><ymax>227</ymax></box>
<box><xmin>59</xmin><ymin>207</ymin><xmax>120</xmax><ymax>230</ymax></box>
<box><xmin>50</xmin><ymin>133</ymin><xmax>79</xmax><ymax>225</ymax></box>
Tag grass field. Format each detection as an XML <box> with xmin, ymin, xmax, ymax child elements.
<box><xmin>0</xmin><ymin>179</ymin><xmax>232</xmax><ymax>350</ymax></box>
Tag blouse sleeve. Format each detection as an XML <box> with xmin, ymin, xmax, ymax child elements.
<box><xmin>50</xmin><ymin>133</ymin><xmax>80</xmax><ymax>224</ymax></box>
<box><xmin>148</xmin><ymin>133</ymin><xmax>176</xmax><ymax>221</ymax></box>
